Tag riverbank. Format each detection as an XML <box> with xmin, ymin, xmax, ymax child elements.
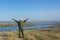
<box><xmin>0</xmin><ymin>26</ymin><xmax>60</xmax><ymax>40</ymax></box>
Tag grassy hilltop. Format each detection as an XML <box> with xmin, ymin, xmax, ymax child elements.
<box><xmin>0</xmin><ymin>25</ymin><xmax>60</xmax><ymax>40</ymax></box>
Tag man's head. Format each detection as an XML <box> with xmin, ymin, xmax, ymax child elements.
<box><xmin>20</xmin><ymin>18</ymin><xmax>23</xmax><ymax>20</ymax></box>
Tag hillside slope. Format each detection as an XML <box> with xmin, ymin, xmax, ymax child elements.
<box><xmin>0</xmin><ymin>26</ymin><xmax>60</xmax><ymax>40</ymax></box>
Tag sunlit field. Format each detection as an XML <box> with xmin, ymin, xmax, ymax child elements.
<box><xmin>0</xmin><ymin>26</ymin><xmax>60</xmax><ymax>40</ymax></box>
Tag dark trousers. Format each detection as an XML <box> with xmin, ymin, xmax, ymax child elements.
<box><xmin>19</xmin><ymin>26</ymin><xmax>24</xmax><ymax>38</ymax></box>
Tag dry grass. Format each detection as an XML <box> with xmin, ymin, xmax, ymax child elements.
<box><xmin>0</xmin><ymin>27</ymin><xmax>60</xmax><ymax>40</ymax></box>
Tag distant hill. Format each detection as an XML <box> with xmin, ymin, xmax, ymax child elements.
<box><xmin>30</xmin><ymin>21</ymin><xmax>60</xmax><ymax>25</ymax></box>
<box><xmin>0</xmin><ymin>21</ymin><xmax>60</xmax><ymax>27</ymax></box>
<box><xmin>0</xmin><ymin>21</ymin><xmax>17</xmax><ymax>26</ymax></box>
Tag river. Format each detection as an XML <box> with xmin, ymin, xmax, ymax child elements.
<box><xmin>0</xmin><ymin>24</ymin><xmax>55</xmax><ymax>32</ymax></box>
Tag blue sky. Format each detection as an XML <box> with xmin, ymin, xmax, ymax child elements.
<box><xmin>0</xmin><ymin>0</ymin><xmax>60</xmax><ymax>21</ymax></box>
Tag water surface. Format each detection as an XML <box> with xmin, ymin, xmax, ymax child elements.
<box><xmin>0</xmin><ymin>24</ymin><xmax>55</xmax><ymax>32</ymax></box>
